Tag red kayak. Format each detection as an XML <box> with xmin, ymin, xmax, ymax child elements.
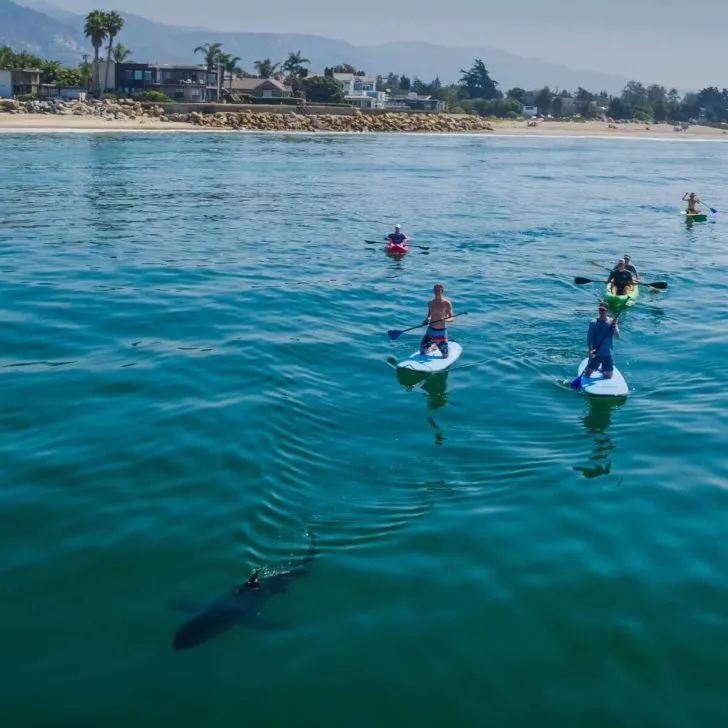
<box><xmin>385</xmin><ymin>242</ymin><xmax>408</xmax><ymax>256</ymax></box>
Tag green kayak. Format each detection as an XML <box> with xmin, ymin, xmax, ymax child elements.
<box><xmin>604</xmin><ymin>282</ymin><xmax>639</xmax><ymax>309</ymax></box>
<box><xmin>682</xmin><ymin>211</ymin><xmax>708</xmax><ymax>222</ymax></box>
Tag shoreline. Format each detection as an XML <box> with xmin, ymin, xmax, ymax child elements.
<box><xmin>1</xmin><ymin>113</ymin><xmax>727</xmax><ymax>140</ymax></box>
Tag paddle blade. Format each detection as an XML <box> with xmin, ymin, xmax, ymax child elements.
<box><xmin>569</xmin><ymin>375</ymin><xmax>583</xmax><ymax>389</ymax></box>
<box><xmin>365</xmin><ymin>240</ymin><xmax>379</xmax><ymax>244</ymax></box>
<box><xmin>387</xmin><ymin>329</ymin><xmax>403</xmax><ymax>341</ymax></box>
<box><xmin>646</xmin><ymin>281</ymin><xmax>668</xmax><ymax>290</ymax></box>
<box><xmin>574</xmin><ymin>277</ymin><xmax>593</xmax><ymax>285</ymax></box>
<box><xmin>710</xmin><ymin>207</ymin><xmax>718</xmax><ymax>214</ymax></box>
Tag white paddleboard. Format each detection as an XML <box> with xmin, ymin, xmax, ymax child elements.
<box><xmin>397</xmin><ymin>341</ymin><xmax>462</xmax><ymax>373</ymax></box>
<box><xmin>576</xmin><ymin>357</ymin><xmax>629</xmax><ymax>397</ymax></box>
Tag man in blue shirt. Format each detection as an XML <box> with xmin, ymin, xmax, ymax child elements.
<box><xmin>584</xmin><ymin>301</ymin><xmax>620</xmax><ymax>379</ymax></box>
<box><xmin>385</xmin><ymin>224</ymin><xmax>408</xmax><ymax>245</ymax></box>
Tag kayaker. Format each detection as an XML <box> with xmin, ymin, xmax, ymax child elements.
<box><xmin>584</xmin><ymin>301</ymin><xmax>619</xmax><ymax>380</ymax></box>
<box><xmin>385</xmin><ymin>224</ymin><xmax>408</xmax><ymax>246</ymax></box>
<box><xmin>420</xmin><ymin>283</ymin><xmax>453</xmax><ymax>358</ymax></box>
<box><xmin>612</xmin><ymin>254</ymin><xmax>639</xmax><ymax>282</ymax></box>
<box><xmin>682</xmin><ymin>192</ymin><xmax>702</xmax><ymax>214</ymax></box>
<box><xmin>607</xmin><ymin>259</ymin><xmax>635</xmax><ymax>296</ymax></box>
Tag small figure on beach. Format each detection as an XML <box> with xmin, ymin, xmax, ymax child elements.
<box><xmin>683</xmin><ymin>192</ymin><xmax>702</xmax><ymax>214</ymax></box>
<box><xmin>607</xmin><ymin>259</ymin><xmax>635</xmax><ymax>296</ymax></box>
<box><xmin>420</xmin><ymin>283</ymin><xmax>453</xmax><ymax>358</ymax></box>
<box><xmin>612</xmin><ymin>254</ymin><xmax>639</xmax><ymax>282</ymax></box>
<box><xmin>385</xmin><ymin>224</ymin><xmax>408</xmax><ymax>245</ymax></box>
<box><xmin>584</xmin><ymin>301</ymin><xmax>619</xmax><ymax>380</ymax></box>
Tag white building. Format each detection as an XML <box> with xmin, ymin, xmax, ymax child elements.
<box><xmin>309</xmin><ymin>71</ymin><xmax>388</xmax><ymax>109</ymax></box>
<box><xmin>523</xmin><ymin>105</ymin><xmax>538</xmax><ymax>116</ymax></box>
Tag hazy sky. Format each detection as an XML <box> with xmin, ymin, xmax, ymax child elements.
<box><xmin>47</xmin><ymin>0</ymin><xmax>727</xmax><ymax>87</ymax></box>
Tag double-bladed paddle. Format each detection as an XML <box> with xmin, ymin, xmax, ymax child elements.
<box><xmin>569</xmin><ymin>297</ymin><xmax>630</xmax><ymax>389</ymax></box>
<box><xmin>365</xmin><ymin>239</ymin><xmax>431</xmax><ymax>251</ymax></box>
<box><xmin>574</xmin><ymin>276</ymin><xmax>667</xmax><ymax>290</ymax></box>
<box><xmin>387</xmin><ymin>311</ymin><xmax>468</xmax><ymax>341</ymax></box>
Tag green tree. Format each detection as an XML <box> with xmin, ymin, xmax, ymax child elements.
<box><xmin>112</xmin><ymin>43</ymin><xmax>132</xmax><ymax>63</ymax></box>
<box><xmin>253</xmin><ymin>58</ymin><xmax>280</xmax><ymax>78</ymax></box>
<box><xmin>575</xmin><ymin>86</ymin><xmax>596</xmax><ymax>117</ymax></box>
<box><xmin>459</xmin><ymin>59</ymin><xmax>500</xmax><ymax>100</ymax></box>
<box><xmin>103</xmin><ymin>11</ymin><xmax>124</xmax><ymax>93</ymax></box>
<box><xmin>223</xmin><ymin>54</ymin><xmax>242</xmax><ymax>91</ymax></box>
<box><xmin>400</xmin><ymin>75</ymin><xmax>411</xmax><ymax>91</ymax></box>
<box><xmin>282</xmin><ymin>50</ymin><xmax>310</xmax><ymax>78</ymax></box>
<box><xmin>40</xmin><ymin>60</ymin><xmax>61</xmax><ymax>84</ymax></box>
<box><xmin>552</xmin><ymin>96</ymin><xmax>563</xmax><ymax>116</ymax></box>
<box><xmin>57</xmin><ymin>67</ymin><xmax>83</xmax><ymax>87</ymax></box>
<box><xmin>331</xmin><ymin>64</ymin><xmax>365</xmax><ymax>75</ymax></box>
<box><xmin>303</xmin><ymin>75</ymin><xmax>344</xmax><ymax>103</ymax></box>
<box><xmin>534</xmin><ymin>86</ymin><xmax>553</xmax><ymax>115</ymax></box>
<box><xmin>506</xmin><ymin>87</ymin><xmax>526</xmax><ymax>103</ymax></box>
<box><xmin>84</xmin><ymin>9</ymin><xmax>108</xmax><ymax>96</ymax></box>
<box><xmin>194</xmin><ymin>42</ymin><xmax>223</xmax><ymax>72</ymax></box>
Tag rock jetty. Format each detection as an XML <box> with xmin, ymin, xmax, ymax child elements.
<box><xmin>0</xmin><ymin>98</ymin><xmax>496</xmax><ymax>133</ymax></box>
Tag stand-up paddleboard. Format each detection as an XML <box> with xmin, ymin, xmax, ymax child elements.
<box><xmin>681</xmin><ymin>211</ymin><xmax>708</xmax><ymax>222</ymax></box>
<box><xmin>397</xmin><ymin>342</ymin><xmax>462</xmax><ymax>373</ymax></box>
<box><xmin>575</xmin><ymin>357</ymin><xmax>628</xmax><ymax>397</ymax></box>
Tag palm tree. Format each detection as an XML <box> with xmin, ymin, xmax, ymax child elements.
<box><xmin>225</xmin><ymin>55</ymin><xmax>242</xmax><ymax>91</ymax></box>
<box><xmin>84</xmin><ymin>9</ymin><xmax>108</xmax><ymax>96</ymax></box>
<box><xmin>253</xmin><ymin>58</ymin><xmax>279</xmax><ymax>79</ymax></box>
<box><xmin>103</xmin><ymin>11</ymin><xmax>125</xmax><ymax>93</ymax></box>
<box><xmin>112</xmin><ymin>42</ymin><xmax>132</xmax><ymax>63</ymax></box>
<box><xmin>194</xmin><ymin>42</ymin><xmax>223</xmax><ymax>72</ymax></box>
<box><xmin>282</xmin><ymin>50</ymin><xmax>310</xmax><ymax>78</ymax></box>
<box><xmin>40</xmin><ymin>60</ymin><xmax>61</xmax><ymax>84</ymax></box>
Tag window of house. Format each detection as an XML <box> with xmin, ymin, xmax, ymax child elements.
<box><xmin>134</xmin><ymin>70</ymin><xmax>143</xmax><ymax>81</ymax></box>
<box><xmin>125</xmin><ymin>70</ymin><xmax>133</xmax><ymax>80</ymax></box>
<box><xmin>143</xmin><ymin>71</ymin><xmax>152</xmax><ymax>82</ymax></box>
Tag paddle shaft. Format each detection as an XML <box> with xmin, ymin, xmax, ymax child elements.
<box><xmin>365</xmin><ymin>239</ymin><xmax>430</xmax><ymax>251</ymax></box>
<box><xmin>396</xmin><ymin>311</ymin><xmax>466</xmax><ymax>336</ymax></box>
<box><xmin>575</xmin><ymin>275</ymin><xmax>666</xmax><ymax>290</ymax></box>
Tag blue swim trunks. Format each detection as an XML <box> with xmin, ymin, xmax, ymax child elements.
<box><xmin>420</xmin><ymin>327</ymin><xmax>448</xmax><ymax>356</ymax></box>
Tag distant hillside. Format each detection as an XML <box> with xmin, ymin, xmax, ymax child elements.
<box><xmin>0</xmin><ymin>0</ymin><xmax>88</xmax><ymax>66</ymax></box>
<box><xmin>7</xmin><ymin>0</ymin><xmax>632</xmax><ymax>93</ymax></box>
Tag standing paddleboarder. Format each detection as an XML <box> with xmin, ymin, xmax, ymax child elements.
<box><xmin>420</xmin><ymin>283</ymin><xmax>453</xmax><ymax>358</ymax></box>
<box><xmin>583</xmin><ymin>301</ymin><xmax>619</xmax><ymax>379</ymax></box>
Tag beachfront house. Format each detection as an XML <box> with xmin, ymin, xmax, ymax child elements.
<box><xmin>307</xmin><ymin>71</ymin><xmax>387</xmax><ymax>109</ymax></box>
<box><xmin>228</xmin><ymin>78</ymin><xmax>293</xmax><ymax>101</ymax></box>
<box><xmin>386</xmin><ymin>92</ymin><xmax>444</xmax><ymax>112</ymax></box>
<box><xmin>0</xmin><ymin>68</ymin><xmax>41</xmax><ymax>97</ymax></box>
<box><xmin>99</xmin><ymin>60</ymin><xmax>219</xmax><ymax>101</ymax></box>
<box><xmin>523</xmin><ymin>105</ymin><xmax>538</xmax><ymax>117</ymax></box>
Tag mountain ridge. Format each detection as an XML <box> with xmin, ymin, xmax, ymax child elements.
<box><xmin>5</xmin><ymin>0</ymin><xmax>634</xmax><ymax>93</ymax></box>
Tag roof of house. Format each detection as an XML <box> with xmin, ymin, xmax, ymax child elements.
<box><xmin>230</xmin><ymin>77</ymin><xmax>292</xmax><ymax>93</ymax></box>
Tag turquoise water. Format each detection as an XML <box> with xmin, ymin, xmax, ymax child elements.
<box><xmin>2</xmin><ymin>130</ymin><xmax>728</xmax><ymax>726</ymax></box>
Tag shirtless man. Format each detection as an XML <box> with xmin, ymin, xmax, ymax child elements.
<box><xmin>683</xmin><ymin>192</ymin><xmax>702</xmax><ymax>214</ymax></box>
<box><xmin>420</xmin><ymin>283</ymin><xmax>454</xmax><ymax>358</ymax></box>
<box><xmin>607</xmin><ymin>259</ymin><xmax>635</xmax><ymax>296</ymax></box>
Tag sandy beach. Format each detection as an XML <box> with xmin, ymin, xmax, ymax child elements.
<box><xmin>1</xmin><ymin>112</ymin><xmax>726</xmax><ymax>138</ymax></box>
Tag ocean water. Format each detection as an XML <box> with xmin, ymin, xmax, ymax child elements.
<box><xmin>2</xmin><ymin>130</ymin><xmax>728</xmax><ymax>727</ymax></box>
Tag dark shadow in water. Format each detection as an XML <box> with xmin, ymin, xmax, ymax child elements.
<box><xmin>396</xmin><ymin>368</ymin><xmax>450</xmax><ymax>445</ymax></box>
<box><xmin>572</xmin><ymin>396</ymin><xmax>625</xmax><ymax>479</ymax></box>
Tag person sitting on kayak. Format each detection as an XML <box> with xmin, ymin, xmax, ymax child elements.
<box><xmin>683</xmin><ymin>192</ymin><xmax>702</xmax><ymax>214</ymax></box>
<box><xmin>584</xmin><ymin>301</ymin><xmax>619</xmax><ymax>380</ymax></box>
<box><xmin>607</xmin><ymin>259</ymin><xmax>635</xmax><ymax>296</ymax></box>
<box><xmin>420</xmin><ymin>283</ymin><xmax>453</xmax><ymax>358</ymax></box>
<box><xmin>612</xmin><ymin>253</ymin><xmax>639</xmax><ymax>282</ymax></box>
<box><xmin>385</xmin><ymin>224</ymin><xmax>408</xmax><ymax>246</ymax></box>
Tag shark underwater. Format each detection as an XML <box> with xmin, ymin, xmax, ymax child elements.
<box><xmin>172</xmin><ymin>531</ymin><xmax>316</xmax><ymax>651</ymax></box>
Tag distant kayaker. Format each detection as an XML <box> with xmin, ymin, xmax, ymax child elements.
<box><xmin>420</xmin><ymin>283</ymin><xmax>453</xmax><ymax>358</ymax></box>
<box><xmin>385</xmin><ymin>224</ymin><xmax>408</xmax><ymax>245</ymax></box>
<box><xmin>584</xmin><ymin>301</ymin><xmax>619</xmax><ymax>380</ymax></box>
<box><xmin>607</xmin><ymin>259</ymin><xmax>635</xmax><ymax>296</ymax></box>
<box><xmin>683</xmin><ymin>192</ymin><xmax>702</xmax><ymax>213</ymax></box>
<box><xmin>612</xmin><ymin>254</ymin><xmax>640</xmax><ymax>282</ymax></box>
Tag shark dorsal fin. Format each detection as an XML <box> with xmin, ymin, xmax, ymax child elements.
<box><xmin>235</xmin><ymin>569</ymin><xmax>262</xmax><ymax>593</ymax></box>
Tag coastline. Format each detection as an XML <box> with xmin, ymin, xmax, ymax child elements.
<box><xmin>1</xmin><ymin>113</ymin><xmax>727</xmax><ymax>140</ymax></box>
